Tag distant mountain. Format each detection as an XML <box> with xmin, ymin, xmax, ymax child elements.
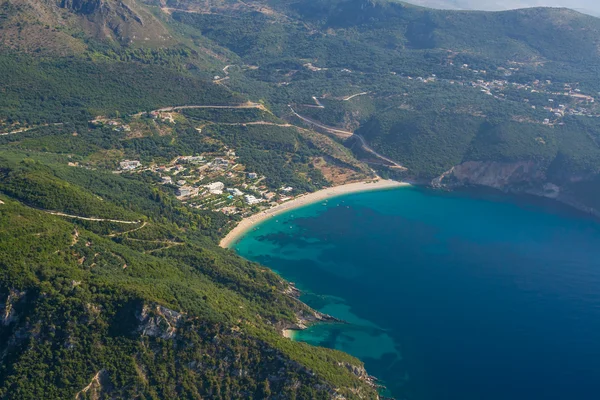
<box><xmin>0</xmin><ymin>0</ymin><xmax>173</xmax><ymax>55</ymax></box>
<box><xmin>1</xmin><ymin>0</ymin><xmax>600</xmax><ymax>397</ymax></box>
<box><xmin>403</xmin><ymin>0</ymin><xmax>600</xmax><ymax>16</ymax></box>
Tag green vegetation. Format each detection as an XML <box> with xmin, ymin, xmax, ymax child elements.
<box><xmin>2</xmin><ymin>0</ymin><xmax>600</xmax><ymax>396</ymax></box>
<box><xmin>166</xmin><ymin>0</ymin><xmax>600</xmax><ymax>212</ymax></box>
<box><xmin>0</xmin><ymin>54</ymin><xmax>241</xmax><ymax>125</ymax></box>
<box><xmin>205</xmin><ymin>124</ymin><xmax>328</xmax><ymax>191</ymax></box>
<box><xmin>0</xmin><ymin>149</ymin><xmax>376</xmax><ymax>398</ymax></box>
<box><xmin>181</xmin><ymin>108</ymin><xmax>280</xmax><ymax>124</ymax></box>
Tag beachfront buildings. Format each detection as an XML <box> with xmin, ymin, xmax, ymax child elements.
<box><xmin>244</xmin><ymin>195</ymin><xmax>262</xmax><ymax>205</ymax></box>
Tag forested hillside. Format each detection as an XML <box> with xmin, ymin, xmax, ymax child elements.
<box><xmin>165</xmin><ymin>0</ymin><xmax>600</xmax><ymax>214</ymax></box>
<box><xmin>1</xmin><ymin>0</ymin><xmax>600</xmax><ymax>397</ymax></box>
<box><xmin>0</xmin><ymin>142</ymin><xmax>376</xmax><ymax>398</ymax></box>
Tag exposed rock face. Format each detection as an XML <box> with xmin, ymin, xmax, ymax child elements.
<box><xmin>433</xmin><ymin>160</ymin><xmax>600</xmax><ymax>217</ymax></box>
<box><xmin>75</xmin><ymin>369</ymin><xmax>113</xmax><ymax>400</ymax></box>
<box><xmin>12</xmin><ymin>0</ymin><xmax>174</xmax><ymax>46</ymax></box>
<box><xmin>339</xmin><ymin>362</ymin><xmax>369</xmax><ymax>380</ymax></box>
<box><xmin>0</xmin><ymin>289</ymin><xmax>25</xmax><ymax>326</ymax></box>
<box><xmin>283</xmin><ymin>282</ymin><xmax>302</xmax><ymax>298</ymax></box>
<box><xmin>136</xmin><ymin>304</ymin><xmax>183</xmax><ymax>339</ymax></box>
<box><xmin>432</xmin><ymin>160</ymin><xmax>545</xmax><ymax>189</ymax></box>
<box><xmin>58</xmin><ymin>0</ymin><xmax>103</xmax><ymax>15</ymax></box>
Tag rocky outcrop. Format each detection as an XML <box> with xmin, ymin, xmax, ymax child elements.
<box><xmin>58</xmin><ymin>0</ymin><xmax>142</xmax><ymax>24</ymax></box>
<box><xmin>136</xmin><ymin>304</ymin><xmax>183</xmax><ymax>339</ymax></box>
<box><xmin>279</xmin><ymin>282</ymin><xmax>341</xmax><ymax>332</ymax></box>
<box><xmin>0</xmin><ymin>289</ymin><xmax>25</xmax><ymax>327</ymax></box>
<box><xmin>53</xmin><ymin>0</ymin><xmax>172</xmax><ymax>44</ymax></box>
<box><xmin>433</xmin><ymin>160</ymin><xmax>600</xmax><ymax>217</ymax></box>
<box><xmin>432</xmin><ymin>160</ymin><xmax>545</xmax><ymax>189</ymax></box>
<box><xmin>59</xmin><ymin>0</ymin><xmax>103</xmax><ymax>15</ymax></box>
<box><xmin>75</xmin><ymin>369</ymin><xmax>113</xmax><ymax>400</ymax></box>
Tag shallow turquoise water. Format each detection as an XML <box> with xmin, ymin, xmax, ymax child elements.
<box><xmin>233</xmin><ymin>187</ymin><xmax>600</xmax><ymax>400</ymax></box>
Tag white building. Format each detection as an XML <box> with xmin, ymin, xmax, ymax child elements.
<box><xmin>227</xmin><ymin>188</ymin><xmax>244</xmax><ymax>196</ymax></box>
<box><xmin>244</xmin><ymin>195</ymin><xmax>262</xmax><ymax>205</ymax></box>
<box><xmin>247</xmin><ymin>172</ymin><xmax>258</xmax><ymax>179</ymax></box>
<box><xmin>206</xmin><ymin>182</ymin><xmax>225</xmax><ymax>191</ymax></box>
<box><xmin>120</xmin><ymin>160</ymin><xmax>141</xmax><ymax>170</ymax></box>
<box><xmin>213</xmin><ymin>158</ymin><xmax>229</xmax><ymax>166</ymax></box>
<box><xmin>179</xmin><ymin>156</ymin><xmax>205</xmax><ymax>164</ymax></box>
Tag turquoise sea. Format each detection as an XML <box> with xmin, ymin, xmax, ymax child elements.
<box><xmin>232</xmin><ymin>186</ymin><xmax>600</xmax><ymax>400</ymax></box>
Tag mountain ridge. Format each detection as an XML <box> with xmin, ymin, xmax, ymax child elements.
<box><xmin>1</xmin><ymin>0</ymin><xmax>600</xmax><ymax>397</ymax></box>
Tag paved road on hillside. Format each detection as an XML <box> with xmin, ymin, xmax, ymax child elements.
<box><xmin>288</xmin><ymin>106</ymin><xmax>406</xmax><ymax>170</ymax></box>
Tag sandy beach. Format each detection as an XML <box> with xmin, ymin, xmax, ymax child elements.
<box><xmin>220</xmin><ymin>179</ymin><xmax>410</xmax><ymax>248</ymax></box>
<box><xmin>282</xmin><ymin>329</ymin><xmax>300</xmax><ymax>339</ymax></box>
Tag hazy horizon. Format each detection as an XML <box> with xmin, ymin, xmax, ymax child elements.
<box><xmin>404</xmin><ymin>0</ymin><xmax>600</xmax><ymax>16</ymax></box>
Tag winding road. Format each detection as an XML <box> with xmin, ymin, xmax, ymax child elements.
<box><xmin>288</xmin><ymin>105</ymin><xmax>406</xmax><ymax>170</ymax></box>
<box><xmin>156</xmin><ymin>102</ymin><xmax>268</xmax><ymax>113</ymax></box>
<box><xmin>45</xmin><ymin>210</ymin><xmax>144</xmax><ymax>224</ymax></box>
<box><xmin>343</xmin><ymin>92</ymin><xmax>369</xmax><ymax>101</ymax></box>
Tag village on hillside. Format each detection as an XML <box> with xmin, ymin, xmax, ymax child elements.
<box><xmin>75</xmin><ymin>103</ymin><xmax>370</xmax><ymax>220</ymax></box>
<box><xmin>115</xmin><ymin>148</ymin><xmax>297</xmax><ymax>217</ymax></box>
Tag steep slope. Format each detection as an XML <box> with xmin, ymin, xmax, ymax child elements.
<box><xmin>0</xmin><ymin>0</ymin><xmax>173</xmax><ymax>54</ymax></box>
<box><xmin>0</xmin><ymin>154</ymin><xmax>378</xmax><ymax>399</ymax></box>
<box><xmin>166</xmin><ymin>0</ymin><xmax>600</xmax><ymax>214</ymax></box>
<box><xmin>1</xmin><ymin>0</ymin><xmax>600</xmax><ymax>396</ymax></box>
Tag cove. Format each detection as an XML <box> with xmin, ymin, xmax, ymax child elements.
<box><xmin>232</xmin><ymin>186</ymin><xmax>600</xmax><ymax>400</ymax></box>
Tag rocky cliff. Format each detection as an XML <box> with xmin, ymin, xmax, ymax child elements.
<box><xmin>433</xmin><ymin>160</ymin><xmax>600</xmax><ymax>217</ymax></box>
<box><xmin>1</xmin><ymin>0</ymin><xmax>172</xmax><ymax>52</ymax></box>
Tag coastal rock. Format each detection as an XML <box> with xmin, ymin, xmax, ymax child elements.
<box><xmin>433</xmin><ymin>160</ymin><xmax>600</xmax><ymax>218</ymax></box>
<box><xmin>283</xmin><ymin>282</ymin><xmax>302</xmax><ymax>298</ymax></box>
<box><xmin>542</xmin><ymin>182</ymin><xmax>560</xmax><ymax>199</ymax></box>
<box><xmin>432</xmin><ymin>160</ymin><xmax>544</xmax><ymax>189</ymax></box>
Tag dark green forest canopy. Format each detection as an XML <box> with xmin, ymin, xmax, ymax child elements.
<box><xmin>0</xmin><ymin>149</ymin><xmax>376</xmax><ymax>398</ymax></box>
<box><xmin>0</xmin><ymin>54</ymin><xmax>243</xmax><ymax>125</ymax></box>
<box><xmin>1</xmin><ymin>0</ymin><xmax>600</xmax><ymax>397</ymax></box>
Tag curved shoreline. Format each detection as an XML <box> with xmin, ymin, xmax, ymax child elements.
<box><xmin>220</xmin><ymin>179</ymin><xmax>410</xmax><ymax>248</ymax></box>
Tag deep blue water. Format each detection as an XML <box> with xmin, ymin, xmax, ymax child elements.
<box><xmin>232</xmin><ymin>187</ymin><xmax>600</xmax><ymax>400</ymax></box>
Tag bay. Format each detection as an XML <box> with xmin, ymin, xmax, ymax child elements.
<box><xmin>233</xmin><ymin>186</ymin><xmax>600</xmax><ymax>400</ymax></box>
